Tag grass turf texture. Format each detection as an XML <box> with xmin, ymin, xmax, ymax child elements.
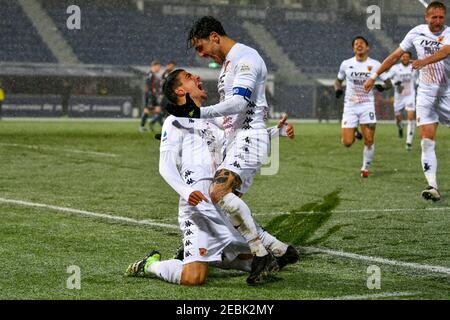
<box><xmin>1</xmin><ymin>120</ymin><xmax>449</xmax><ymax>299</ymax></box>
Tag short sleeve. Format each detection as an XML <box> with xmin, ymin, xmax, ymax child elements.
<box><xmin>232</xmin><ymin>55</ymin><xmax>260</xmax><ymax>93</ymax></box>
<box><xmin>337</xmin><ymin>61</ymin><xmax>346</xmax><ymax>80</ymax></box>
<box><xmin>399</xmin><ymin>27</ymin><xmax>418</xmax><ymax>52</ymax></box>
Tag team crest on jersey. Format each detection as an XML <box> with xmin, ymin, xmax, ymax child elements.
<box><xmin>367</xmin><ymin>66</ymin><xmax>373</xmax><ymax>72</ymax></box>
<box><xmin>438</xmin><ymin>36</ymin><xmax>445</xmax><ymax>43</ymax></box>
<box><xmin>199</xmin><ymin>248</ymin><xmax>207</xmax><ymax>256</ymax></box>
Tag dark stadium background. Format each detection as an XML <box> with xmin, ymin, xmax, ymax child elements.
<box><xmin>0</xmin><ymin>0</ymin><xmax>428</xmax><ymax>120</ymax></box>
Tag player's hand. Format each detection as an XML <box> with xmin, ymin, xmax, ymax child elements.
<box><xmin>412</xmin><ymin>59</ymin><xmax>425</xmax><ymax>70</ymax></box>
<box><xmin>165</xmin><ymin>93</ymin><xmax>200</xmax><ymax>118</ymax></box>
<box><xmin>364</xmin><ymin>78</ymin><xmax>375</xmax><ymax>92</ymax></box>
<box><xmin>277</xmin><ymin>114</ymin><xmax>295</xmax><ymax>139</ymax></box>
<box><xmin>393</xmin><ymin>81</ymin><xmax>403</xmax><ymax>94</ymax></box>
<box><xmin>375</xmin><ymin>84</ymin><xmax>386</xmax><ymax>92</ymax></box>
<box><xmin>335</xmin><ymin>89</ymin><xmax>343</xmax><ymax>99</ymax></box>
<box><xmin>188</xmin><ymin>191</ymin><xmax>209</xmax><ymax>206</ymax></box>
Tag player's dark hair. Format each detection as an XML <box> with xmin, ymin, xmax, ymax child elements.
<box><xmin>187</xmin><ymin>16</ymin><xmax>227</xmax><ymax>49</ymax></box>
<box><xmin>404</xmin><ymin>51</ymin><xmax>413</xmax><ymax>57</ymax></box>
<box><xmin>151</xmin><ymin>60</ymin><xmax>160</xmax><ymax>66</ymax></box>
<box><xmin>352</xmin><ymin>36</ymin><xmax>369</xmax><ymax>48</ymax></box>
<box><xmin>162</xmin><ymin>69</ymin><xmax>184</xmax><ymax>104</ymax></box>
<box><xmin>426</xmin><ymin>1</ymin><xmax>446</xmax><ymax>13</ymax></box>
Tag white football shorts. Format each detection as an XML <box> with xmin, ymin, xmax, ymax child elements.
<box><xmin>416</xmin><ymin>90</ymin><xmax>450</xmax><ymax>127</ymax></box>
<box><xmin>218</xmin><ymin>128</ymin><xmax>269</xmax><ymax>194</ymax></box>
<box><xmin>341</xmin><ymin>103</ymin><xmax>376</xmax><ymax>128</ymax></box>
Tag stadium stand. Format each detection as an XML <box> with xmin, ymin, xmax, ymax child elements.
<box><xmin>43</xmin><ymin>3</ymin><xmax>275</xmax><ymax>70</ymax></box>
<box><xmin>0</xmin><ymin>0</ymin><xmax>56</xmax><ymax>63</ymax></box>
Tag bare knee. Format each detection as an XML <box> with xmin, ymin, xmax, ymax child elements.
<box><xmin>209</xmin><ymin>169</ymin><xmax>241</xmax><ymax>204</ymax></box>
<box><xmin>209</xmin><ymin>185</ymin><xmax>228</xmax><ymax>204</ymax></box>
<box><xmin>342</xmin><ymin>138</ymin><xmax>354</xmax><ymax>148</ymax></box>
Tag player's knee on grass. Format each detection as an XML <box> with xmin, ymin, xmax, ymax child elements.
<box><xmin>180</xmin><ymin>262</ymin><xmax>208</xmax><ymax>286</ymax></box>
<box><xmin>209</xmin><ymin>169</ymin><xmax>242</xmax><ymax>204</ymax></box>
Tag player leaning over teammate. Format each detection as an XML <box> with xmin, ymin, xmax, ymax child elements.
<box><xmin>387</xmin><ymin>51</ymin><xmax>418</xmax><ymax>151</ymax></box>
<box><xmin>164</xmin><ymin>16</ymin><xmax>283</xmax><ymax>282</ymax></box>
<box><xmin>364</xmin><ymin>1</ymin><xmax>450</xmax><ymax>202</ymax></box>
<box><xmin>335</xmin><ymin>36</ymin><xmax>392</xmax><ymax>178</ymax></box>
<box><xmin>125</xmin><ymin>69</ymin><xmax>298</xmax><ymax>286</ymax></box>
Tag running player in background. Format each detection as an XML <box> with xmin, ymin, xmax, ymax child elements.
<box><xmin>364</xmin><ymin>1</ymin><xmax>449</xmax><ymax>201</ymax></box>
<box><xmin>335</xmin><ymin>36</ymin><xmax>392</xmax><ymax>178</ymax></box>
<box><xmin>164</xmin><ymin>16</ymin><xmax>281</xmax><ymax>283</ymax></box>
<box><xmin>387</xmin><ymin>51</ymin><xmax>418</xmax><ymax>151</ymax></box>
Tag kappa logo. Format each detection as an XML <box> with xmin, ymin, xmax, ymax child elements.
<box><xmin>186</xmin><ymin>178</ymin><xmax>195</xmax><ymax>185</ymax></box>
<box><xmin>424</xmin><ymin>163</ymin><xmax>431</xmax><ymax>172</ymax></box>
<box><xmin>189</xmin><ymin>119</ymin><xmax>195</xmax><ymax>123</ymax></box>
<box><xmin>185</xmin><ymin>229</ymin><xmax>194</xmax><ymax>236</ymax></box>
<box><xmin>162</xmin><ymin>131</ymin><xmax>168</xmax><ymax>142</ymax></box>
<box><xmin>199</xmin><ymin>248</ymin><xmax>207</xmax><ymax>256</ymax></box>
<box><xmin>185</xmin><ymin>240</ymin><xmax>193</xmax><ymax>247</ymax></box>
<box><xmin>185</xmin><ymin>250</ymin><xmax>192</xmax><ymax>257</ymax></box>
<box><xmin>185</xmin><ymin>220</ymin><xmax>194</xmax><ymax>228</ymax></box>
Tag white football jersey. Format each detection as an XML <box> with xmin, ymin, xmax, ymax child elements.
<box><xmin>388</xmin><ymin>63</ymin><xmax>417</xmax><ymax>103</ymax></box>
<box><xmin>160</xmin><ymin>115</ymin><xmax>224</xmax><ymax>188</ymax></box>
<box><xmin>400</xmin><ymin>24</ymin><xmax>450</xmax><ymax>96</ymax></box>
<box><xmin>338</xmin><ymin>57</ymin><xmax>389</xmax><ymax>107</ymax></box>
<box><xmin>217</xmin><ymin>43</ymin><xmax>268</xmax><ymax>138</ymax></box>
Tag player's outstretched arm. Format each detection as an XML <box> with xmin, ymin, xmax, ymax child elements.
<box><xmin>165</xmin><ymin>93</ymin><xmax>249</xmax><ymax>119</ymax></box>
<box><xmin>364</xmin><ymin>47</ymin><xmax>404</xmax><ymax>92</ymax></box>
<box><xmin>412</xmin><ymin>45</ymin><xmax>450</xmax><ymax>69</ymax></box>
<box><xmin>267</xmin><ymin>114</ymin><xmax>295</xmax><ymax>139</ymax></box>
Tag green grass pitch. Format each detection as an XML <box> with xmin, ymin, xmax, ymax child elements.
<box><xmin>1</xmin><ymin>119</ymin><xmax>449</xmax><ymax>299</ymax></box>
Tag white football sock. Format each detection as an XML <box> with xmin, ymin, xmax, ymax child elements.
<box><xmin>421</xmin><ymin>139</ymin><xmax>438</xmax><ymax>189</ymax></box>
<box><xmin>218</xmin><ymin>193</ymin><xmax>268</xmax><ymax>257</ymax></box>
<box><xmin>407</xmin><ymin>120</ymin><xmax>415</xmax><ymax>145</ymax></box>
<box><xmin>362</xmin><ymin>144</ymin><xmax>375</xmax><ymax>170</ymax></box>
<box><xmin>146</xmin><ymin>259</ymin><xmax>182</xmax><ymax>285</ymax></box>
<box><xmin>257</xmin><ymin>225</ymin><xmax>288</xmax><ymax>257</ymax></box>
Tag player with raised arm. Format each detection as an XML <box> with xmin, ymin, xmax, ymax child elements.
<box><xmin>125</xmin><ymin>69</ymin><xmax>298</xmax><ymax>286</ymax></box>
<box><xmin>163</xmin><ymin>16</ymin><xmax>284</xmax><ymax>283</ymax></box>
<box><xmin>335</xmin><ymin>36</ymin><xmax>392</xmax><ymax>178</ymax></box>
<box><xmin>388</xmin><ymin>51</ymin><xmax>418</xmax><ymax>150</ymax></box>
<box><xmin>364</xmin><ymin>1</ymin><xmax>450</xmax><ymax>201</ymax></box>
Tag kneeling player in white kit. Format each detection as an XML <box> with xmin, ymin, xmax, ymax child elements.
<box><xmin>335</xmin><ymin>36</ymin><xmax>392</xmax><ymax>177</ymax></box>
<box><xmin>388</xmin><ymin>51</ymin><xmax>418</xmax><ymax>150</ymax></box>
<box><xmin>125</xmin><ymin>69</ymin><xmax>298</xmax><ymax>286</ymax></box>
<box><xmin>365</xmin><ymin>1</ymin><xmax>450</xmax><ymax>201</ymax></box>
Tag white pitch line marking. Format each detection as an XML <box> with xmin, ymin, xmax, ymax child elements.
<box><xmin>304</xmin><ymin>246</ymin><xmax>450</xmax><ymax>275</ymax></box>
<box><xmin>0</xmin><ymin>198</ymin><xmax>178</xmax><ymax>230</ymax></box>
<box><xmin>322</xmin><ymin>292</ymin><xmax>420</xmax><ymax>300</ymax></box>
<box><xmin>1</xmin><ymin>197</ymin><xmax>450</xmax><ymax>276</ymax></box>
<box><xmin>0</xmin><ymin>143</ymin><xmax>118</xmax><ymax>158</ymax></box>
<box><xmin>254</xmin><ymin>207</ymin><xmax>450</xmax><ymax>216</ymax></box>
